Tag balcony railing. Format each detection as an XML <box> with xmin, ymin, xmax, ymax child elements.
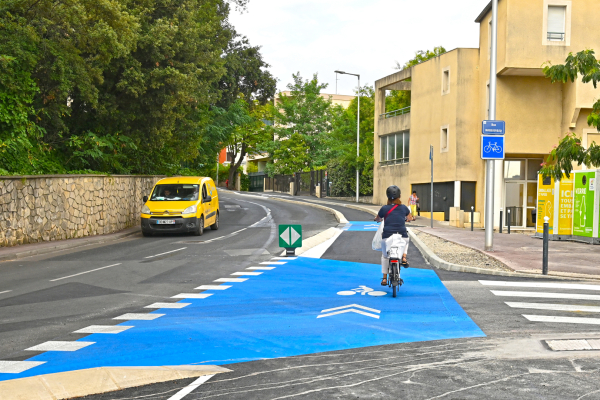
<box><xmin>547</xmin><ymin>32</ymin><xmax>565</xmax><ymax>41</ymax></box>
<box><xmin>380</xmin><ymin>106</ymin><xmax>411</xmax><ymax>119</ymax></box>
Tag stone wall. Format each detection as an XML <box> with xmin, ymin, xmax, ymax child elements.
<box><xmin>0</xmin><ymin>175</ymin><xmax>164</xmax><ymax>247</ymax></box>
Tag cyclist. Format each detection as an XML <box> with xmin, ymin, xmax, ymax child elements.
<box><xmin>374</xmin><ymin>185</ymin><xmax>414</xmax><ymax>286</ymax></box>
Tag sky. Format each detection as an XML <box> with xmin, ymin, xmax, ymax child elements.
<box><xmin>229</xmin><ymin>0</ymin><xmax>491</xmax><ymax>96</ymax></box>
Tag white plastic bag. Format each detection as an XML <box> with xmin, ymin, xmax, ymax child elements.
<box><xmin>372</xmin><ymin>220</ymin><xmax>384</xmax><ymax>251</ymax></box>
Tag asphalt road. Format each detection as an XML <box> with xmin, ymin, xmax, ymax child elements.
<box><xmin>3</xmin><ymin>191</ymin><xmax>600</xmax><ymax>400</ymax></box>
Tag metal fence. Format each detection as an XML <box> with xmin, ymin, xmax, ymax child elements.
<box><xmin>294</xmin><ymin>170</ymin><xmax>328</xmax><ymax>197</ymax></box>
<box><xmin>264</xmin><ymin>174</ymin><xmax>293</xmax><ymax>193</ymax></box>
<box><xmin>379</xmin><ymin>106</ymin><xmax>411</xmax><ymax>119</ymax></box>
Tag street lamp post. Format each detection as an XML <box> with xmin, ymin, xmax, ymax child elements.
<box><xmin>335</xmin><ymin>70</ymin><xmax>360</xmax><ymax>203</ymax></box>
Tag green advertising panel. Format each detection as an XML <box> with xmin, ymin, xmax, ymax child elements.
<box><xmin>279</xmin><ymin>224</ymin><xmax>302</xmax><ymax>248</ymax></box>
<box><xmin>573</xmin><ymin>171</ymin><xmax>595</xmax><ymax>238</ymax></box>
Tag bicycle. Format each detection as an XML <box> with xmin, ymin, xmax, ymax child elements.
<box><xmin>484</xmin><ymin>142</ymin><xmax>503</xmax><ymax>153</ymax></box>
<box><xmin>386</xmin><ymin>236</ymin><xmax>409</xmax><ymax>298</ymax></box>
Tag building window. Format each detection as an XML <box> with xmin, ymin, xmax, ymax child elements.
<box><xmin>380</xmin><ymin>131</ymin><xmax>410</xmax><ymax>164</ymax></box>
<box><xmin>442</xmin><ymin>67</ymin><xmax>450</xmax><ymax>95</ymax></box>
<box><xmin>440</xmin><ymin>126</ymin><xmax>449</xmax><ymax>153</ymax></box>
<box><xmin>543</xmin><ymin>1</ymin><xmax>571</xmax><ymax>46</ymax></box>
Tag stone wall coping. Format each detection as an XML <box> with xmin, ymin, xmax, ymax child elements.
<box><xmin>0</xmin><ymin>174</ymin><xmax>168</xmax><ymax>179</ymax></box>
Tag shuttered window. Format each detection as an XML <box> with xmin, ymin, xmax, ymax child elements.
<box><xmin>547</xmin><ymin>6</ymin><xmax>566</xmax><ymax>41</ymax></box>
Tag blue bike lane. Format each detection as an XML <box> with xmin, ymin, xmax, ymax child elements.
<box><xmin>0</xmin><ymin>256</ymin><xmax>485</xmax><ymax>381</ymax></box>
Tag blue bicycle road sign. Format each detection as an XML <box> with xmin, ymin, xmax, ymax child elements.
<box><xmin>482</xmin><ymin>120</ymin><xmax>505</xmax><ymax>135</ymax></box>
<box><xmin>481</xmin><ymin>135</ymin><xmax>505</xmax><ymax>160</ymax></box>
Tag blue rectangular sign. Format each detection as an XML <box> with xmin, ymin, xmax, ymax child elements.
<box><xmin>481</xmin><ymin>135</ymin><xmax>505</xmax><ymax>160</ymax></box>
<box><xmin>482</xmin><ymin>120</ymin><xmax>505</xmax><ymax>135</ymax></box>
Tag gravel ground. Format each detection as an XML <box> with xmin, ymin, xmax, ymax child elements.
<box><xmin>412</xmin><ymin>229</ymin><xmax>513</xmax><ymax>272</ymax></box>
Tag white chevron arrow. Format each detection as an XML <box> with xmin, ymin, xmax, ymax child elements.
<box><xmin>317</xmin><ymin>304</ymin><xmax>381</xmax><ymax>319</ymax></box>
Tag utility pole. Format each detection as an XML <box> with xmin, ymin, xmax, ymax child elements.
<box><xmin>485</xmin><ymin>0</ymin><xmax>499</xmax><ymax>251</ymax></box>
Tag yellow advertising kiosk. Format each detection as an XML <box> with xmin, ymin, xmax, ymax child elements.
<box><xmin>536</xmin><ymin>173</ymin><xmax>573</xmax><ymax>240</ymax></box>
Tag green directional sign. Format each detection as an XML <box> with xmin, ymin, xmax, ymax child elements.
<box><xmin>279</xmin><ymin>224</ymin><xmax>302</xmax><ymax>248</ymax></box>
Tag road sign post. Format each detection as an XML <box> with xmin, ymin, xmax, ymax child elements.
<box><xmin>481</xmin><ymin>135</ymin><xmax>505</xmax><ymax>160</ymax></box>
<box><xmin>279</xmin><ymin>224</ymin><xmax>302</xmax><ymax>256</ymax></box>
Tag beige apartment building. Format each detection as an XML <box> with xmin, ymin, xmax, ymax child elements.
<box><xmin>374</xmin><ymin>0</ymin><xmax>600</xmax><ymax>229</ymax></box>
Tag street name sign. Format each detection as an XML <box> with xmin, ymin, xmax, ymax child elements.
<box><xmin>279</xmin><ymin>225</ymin><xmax>302</xmax><ymax>248</ymax></box>
<box><xmin>481</xmin><ymin>135</ymin><xmax>505</xmax><ymax>160</ymax></box>
<box><xmin>482</xmin><ymin>120</ymin><xmax>505</xmax><ymax>135</ymax></box>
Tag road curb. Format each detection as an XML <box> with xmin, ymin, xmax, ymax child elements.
<box><xmin>408</xmin><ymin>229</ymin><xmax>600</xmax><ymax>281</ymax></box>
<box><xmin>0</xmin><ymin>365</ymin><xmax>230</xmax><ymax>400</ymax></box>
<box><xmin>270</xmin><ymin>197</ymin><xmax>349</xmax><ymax>224</ymax></box>
<box><xmin>0</xmin><ymin>228</ymin><xmax>141</xmax><ymax>263</ymax></box>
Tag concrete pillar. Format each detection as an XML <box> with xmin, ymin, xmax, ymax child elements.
<box><xmin>454</xmin><ymin>181</ymin><xmax>461</xmax><ymax>208</ymax></box>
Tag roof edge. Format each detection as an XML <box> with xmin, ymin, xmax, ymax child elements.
<box><xmin>475</xmin><ymin>1</ymin><xmax>492</xmax><ymax>23</ymax></box>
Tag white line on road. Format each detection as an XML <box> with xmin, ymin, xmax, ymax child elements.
<box><xmin>272</xmin><ymin>257</ymin><xmax>296</xmax><ymax>260</ymax></box>
<box><xmin>167</xmin><ymin>374</ymin><xmax>215</xmax><ymax>400</ymax></box>
<box><xmin>260</xmin><ymin>261</ymin><xmax>286</xmax><ymax>265</ymax></box>
<box><xmin>523</xmin><ymin>315</ymin><xmax>600</xmax><ymax>325</ymax></box>
<box><xmin>144</xmin><ymin>247</ymin><xmax>187</xmax><ymax>259</ymax></box>
<box><xmin>321</xmin><ymin>304</ymin><xmax>381</xmax><ymax>313</ymax></box>
<box><xmin>0</xmin><ymin>290</ymin><xmax>12</xmax><ymax>295</ymax></box>
<box><xmin>480</xmin><ymin>280</ymin><xmax>600</xmax><ymax>291</ymax></box>
<box><xmin>231</xmin><ymin>272</ymin><xmax>263</xmax><ymax>276</ymax></box>
<box><xmin>214</xmin><ymin>278</ymin><xmax>247</xmax><ymax>283</ymax></box>
<box><xmin>317</xmin><ymin>309</ymin><xmax>380</xmax><ymax>319</ymax></box>
<box><xmin>145</xmin><ymin>303</ymin><xmax>190</xmax><ymax>309</ymax></box>
<box><xmin>113</xmin><ymin>313</ymin><xmax>164</xmax><ymax>320</ymax></box>
<box><xmin>195</xmin><ymin>285</ymin><xmax>231</xmax><ymax>290</ymax></box>
<box><xmin>247</xmin><ymin>267</ymin><xmax>275</xmax><ymax>270</ymax></box>
<box><xmin>26</xmin><ymin>341</ymin><xmax>95</xmax><ymax>352</ymax></box>
<box><xmin>50</xmin><ymin>263</ymin><xmax>122</xmax><ymax>282</ymax></box>
<box><xmin>74</xmin><ymin>325</ymin><xmax>133</xmax><ymax>334</ymax></box>
<box><xmin>491</xmin><ymin>290</ymin><xmax>600</xmax><ymax>301</ymax></box>
<box><xmin>202</xmin><ymin>228</ymin><xmax>248</xmax><ymax>244</ymax></box>
<box><xmin>171</xmin><ymin>293</ymin><xmax>213</xmax><ymax>299</ymax></box>
<box><xmin>506</xmin><ymin>302</ymin><xmax>600</xmax><ymax>313</ymax></box>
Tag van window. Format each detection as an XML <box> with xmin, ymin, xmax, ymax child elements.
<box><xmin>150</xmin><ymin>184</ymin><xmax>199</xmax><ymax>201</ymax></box>
<box><xmin>202</xmin><ymin>184</ymin><xmax>208</xmax><ymax>200</ymax></box>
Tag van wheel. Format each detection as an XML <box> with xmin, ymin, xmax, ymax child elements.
<box><xmin>194</xmin><ymin>216</ymin><xmax>204</xmax><ymax>236</ymax></box>
<box><xmin>211</xmin><ymin>211</ymin><xmax>219</xmax><ymax>230</ymax></box>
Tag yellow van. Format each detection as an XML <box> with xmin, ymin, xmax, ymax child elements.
<box><xmin>141</xmin><ymin>177</ymin><xmax>219</xmax><ymax>237</ymax></box>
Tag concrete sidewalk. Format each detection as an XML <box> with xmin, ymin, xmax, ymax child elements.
<box><xmin>416</xmin><ymin>226</ymin><xmax>600</xmax><ymax>278</ymax></box>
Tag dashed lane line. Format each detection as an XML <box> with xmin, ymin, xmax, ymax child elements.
<box><xmin>0</xmin><ymin>290</ymin><xmax>11</xmax><ymax>295</ymax></box>
<box><xmin>214</xmin><ymin>278</ymin><xmax>247</xmax><ymax>283</ymax></box>
<box><xmin>144</xmin><ymin>247</ymin><xmax>187</xmax><ymax>259</ymax></box>
<box><xmin>50</xmin><ymin>263</ymin><xmax>122</xmax><ymax>282</ymax></box>
<box><xmin>26</xmin><ymin>341</ymin><xmax>95</xmax><ymax>352</ymax></box>
<box><xmin>171</xmin><ymin>293</ymin><xmax>213</xmax><ymax>299</ymax></box>
<box><xmin>167</xmin><ymin>374</ymin><xmax>215</xmax><ymax>400</ymax></box>
<box><xmin>480</xmin><ymin>280</ymin><xmax>600</xmax><ymax>291</ymax></box>
<box><xmin>231</xmin><ymin>272</ymin><xmax>263</xmax><ymax>276</ymax></box>
<box><xmin>145</xmin><ymin>303</ymin><xmax>191</xmax><ymax>309</ymax></box>
<box><xmin>74</xmin><ymin>325</ymin><xmax>134</xmax><ymax>334</ymax></box>
<box><xmin>0</xmin><ymin>361</ymin><xmax>45</xmax><ymax>374</ymax></box>
<box><xmin>523</xmin><ymin>315</ymin><xmax>600</xmax><ymax>325</ymax></box>
<box><xmin>195</xmin><ymin>285</ymin><xmax>231</xmax><ymax>290</ymax></box>
<box><xmin>505</xmin><ymin>302</ymin><xmax>600</xmax><ymax>313</ymax></box>
<box><xmin>490</xmin><ymin>290</ymin><xmax>600</xmax><ymax>301</ymax></box>
<box><xmin>113</xmin><ymin>313</ymin><xmax>164</xmax><ymax>320</ymax></box>
<box><xmin>260</xmin><ymin>261</ymin><xmax>286</xmax><ymax>265</ymax></box>
<box><xmin>247</xmin><ymin>267</ymin><xmax>275</xmax><ymax>270</ymax></box>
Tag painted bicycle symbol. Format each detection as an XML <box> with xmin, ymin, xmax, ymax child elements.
<box><xmin>484</xmin><ymin>142</ymin><xmax>503</xmax><ymax>153</ymax></box>
<box><xmin>337</xmin><ymin>285</ymin><xmax>387</xmax><ymax>297</ymax></box>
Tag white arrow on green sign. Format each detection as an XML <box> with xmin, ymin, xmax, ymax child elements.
<box><xmin>279</xmin><ymin>224</ymin><xmax>302</xmax><ymax>248</ymax></box>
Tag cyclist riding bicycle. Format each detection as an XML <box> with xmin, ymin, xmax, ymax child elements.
<box><xmin>374</xmin><ymin>185</ymin><xmax>414</xmax><ymax>286</ymax></box>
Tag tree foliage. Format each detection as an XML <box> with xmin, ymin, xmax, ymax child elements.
<box><xmin>541</xmin><ymin>50</ymin><xmax>600</xmax><ymax>180</ymax></box>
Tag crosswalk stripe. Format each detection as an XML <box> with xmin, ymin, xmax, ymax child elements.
<box><xmin>480</xmin><ymin>280</ymin><xmax>600</xmax><ymax>291</ymax></box>
<box><xmin>491</xmin><ymin>290</ymin><xmax>600</xmax><ymax>301</ymax></box>
<box><xmin>523</xmin><ymin>315</ymin><xmax>600</xmax><ymax>325</ymax></box>
<box><xmin>506</xmin><ymin>302</ymin><xmax>600</xmax><ymax>313</ymax></box>
<box><xmin>231</xmin><ymin>272</ymin><xmax>263</xmax><ymax>276</ymax></box>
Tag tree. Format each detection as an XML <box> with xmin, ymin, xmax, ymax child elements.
<box><xmin>540</xmin><ymin>50</ymin><xmax>600</xmax><ymax>180</ymax></box>
<box><xmin>387</xmin><ymin>46</ymin><xmax>447</xmax><ymax>113</ymax></box>
<box><xmin>266</xmin><ymin>73</ymin><xmax>334</xmax><ymax>175</ymax></box>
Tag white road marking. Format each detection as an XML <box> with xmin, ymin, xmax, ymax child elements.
<box><xmin>260</xmin><ymin>261</ymin><xmax>286</xmax><ymax>265</ymax></box>
<box><xmin>505</xmin><ymin>302</ymin><xmax>600</xmax><ymax>313</ymax></box>
<box><xmin>231</xmin><ymin>272</ymin><xmax>263</xmax><ymax>276</ymax></box>
<box><xmin>195</xmin><ymin>285</ymin><xmax>231</xmax><ymax>290</ymax></box>
<box><xmin>145</xmin><ymin>247</ymin><xmax>187</xmax><ymax>259</ymax></box>
<box><xmin>491</xmin><ymin>290</ymin><xmax>600</xmax><ymax>301</ymax></box>
<box><xmin>0</xmin><ymin>290</ymin><xmax>11</xmax><ymax>295</ymax></box>
<box><xmin>321</xmin><ymin>304</ymin><xmax>381</xmax><ymax>314</ymax></box>
<box><xmin>50</xmin><ymin>263</ymin><xmax>122</xmax><ymax>281</ymax></box>
<box><xmin>145</xmin><ymin>303</ymin><xmax>190</xmax><ymax>309</ymax></box>
<box><xmin>523</xmin><ymin>315</ymin><xmax>600</xmax><ymax>325</ymax></box>
<box><xmin>214</xmin><ymin>278</ymin><xmax>247</xmax><ymax>283</ymax></box>
<box><xmin>247</xmin><ymin>267</ymin><xmax>275</xmax><ymax>270</ymax></box>
<box><xmin>26</xmin><ymin>341</ymin><xmax>95</xmax><ymax>352</ymax></box>
<box><xmin>113</xmin><ymin>313</ymin><xmax>164</xmax><ymax>320</ymax></box>
<box><xmin>74</xmin><ymin>325</ymin><xmax>134</xmax><ymax>334</ymax></box>
<box><xmin>317</xmin><ymin>309</ymin><xmax>380</xmax><ymax>319</ymax></box>
<box><xmin>480</xmin><ymin>280</ymin><xmax>600</xmax><ymax>291</ymax></box>
<box><xmin>0</xmin><ymin>361</ymin><xmax>45</xmax><ymax>374</ymax></box>
<box><xmin>202</xmin><ymin>228</ymin><xmax>247</xmax><ymax>244</ymax></box>
<box><xmin>171</xmin><ymin>293</ymin><xmax>213</xmax><ymax>299</ymax></box>
<box><xmin>272</xmin><ymin>257</ymin><xmax>296</xmax><ymax>260</ymax></box>
<box><xmin>167</xmin><ymin>374</ymin><xmax>215</xmax><ymax>400</ymax></box>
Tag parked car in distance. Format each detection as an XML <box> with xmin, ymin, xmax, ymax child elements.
<box><xmin>141</xmin><ymin>177</ymin><xmax>219</xmax><ymax>237</ymax></box>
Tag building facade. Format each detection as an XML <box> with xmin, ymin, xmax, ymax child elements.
<box><xmin>373</xmin><ymin>0</ymin><xmax>600</xmax><ymax>228</ymax></box>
